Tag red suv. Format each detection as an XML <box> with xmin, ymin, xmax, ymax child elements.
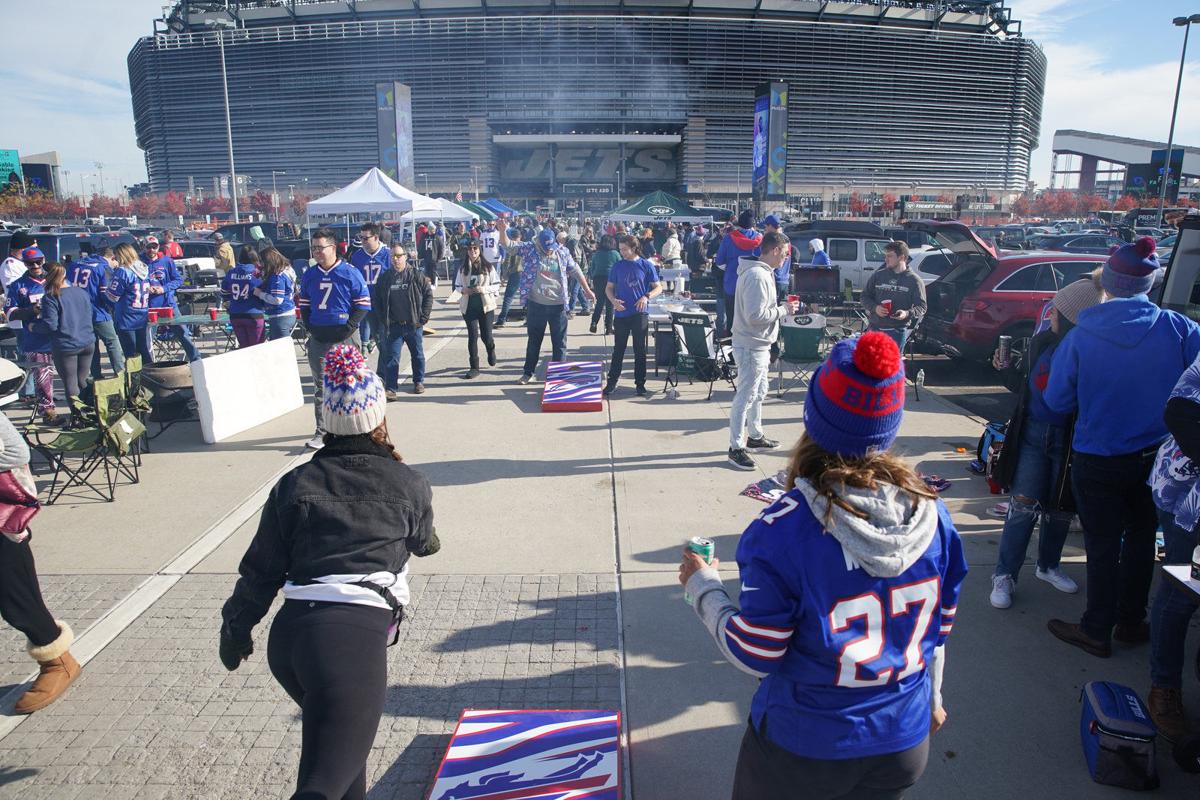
<box><xmin>910</xmin><ymin>221</ymin><xmax>1105</xmax><ymax>362</ymax></box>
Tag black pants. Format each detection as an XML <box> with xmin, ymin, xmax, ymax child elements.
<box><xmin>590</xmin><ymin>279</ymin><xmax>614</xmax><ymax>332</ymax></box>
<box><xmin>724</xmin><ymin>294</ymin><xmax>736</xmax><ymax>339</ymax></box>
<box><xmin>268</xmin><ymin>600</ymin><xmax>391</xmax><ymax>800</ymax></box>
<box><xmin>732</xmin><ymin>719</ymin><xmax>929</xmax><ymax>800</ymax></box>
<box><xmin>0</xmin><ymin>535</ymin><xmax>60</xmax><ymax>649</ymax></box>
<box><xmin>523</xmin><ymin>302</ymin><xmax>569</xmax><ymax>378</ymax></box>
<box><xmin>1073</xmin><ymin>448</ymin><xmax>1160</xmax><ymax>642</ymax></box>
<box><xmin>52</xmin><ymin>345</ymin><xmax>95</xmax><ymax>414</ymax></box>
<box><xmin>464</xmin><ymin>308</ymin><xmax>496</xmax><ymax>370</ymax></box>
<box><xmin>421</xmin><ymin>259</ymin><xmax>438</xmax><ymax>285</ymax></box>
<box><xmin>607</xmin><ymin>314</ymin><xmax>649</xmax><ymax>388</ymax></box>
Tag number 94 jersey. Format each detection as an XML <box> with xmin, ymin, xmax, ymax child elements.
<box><xmin>732</xmin><ymin>488</ymin><xmax>967</xmax><ymax>760</ymax></box>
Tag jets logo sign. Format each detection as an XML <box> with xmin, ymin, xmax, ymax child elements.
<box><xmin>647</xmin><ymin>205</ymin><xmax>674</xmax><ymax>215</ymax></box>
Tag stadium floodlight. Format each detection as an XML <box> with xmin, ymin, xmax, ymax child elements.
<box><xmin>206</xmin><ymin>18</ymin><xmax>239</xmax><ymax>223</ymax></box>
<box><xmin>1159</xmin><ymin>14</ymin><xmax>1200</xmax><ymax>227</ymax></box>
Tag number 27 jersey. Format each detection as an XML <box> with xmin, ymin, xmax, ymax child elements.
<box><xmin>730</xmin><ymin>489</ymin><xmax>967</xmax><ymax>760</ymax></box>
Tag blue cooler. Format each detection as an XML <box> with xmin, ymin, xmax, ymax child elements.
<box><xmin>1080</xmin><ymin>681</ymin><xmax>1159</xmax><ymax>790</ymax></box>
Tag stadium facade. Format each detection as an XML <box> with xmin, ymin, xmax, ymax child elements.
<box><xmin>129</xmin><ymin>0</ymin><xmax>1046</xmax><ymax>212</ymax></box>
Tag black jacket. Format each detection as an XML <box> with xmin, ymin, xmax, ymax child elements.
<box><xmin>373</xmin><ymin>266</ymin><xmax>433</xmax><ymax>330</ymax></box>
<box><xmin>417</xmin><ymin>232</ymin><xmax>444</xmax><ymax>266</ymax></box>
<box><xmin>221</xmin><ymin>436</ymin><xmax>438</xmax><ymax>640</ymax></box>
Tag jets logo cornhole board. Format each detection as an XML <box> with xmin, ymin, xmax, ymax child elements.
<box><xmin>428</xmin><ymin>709</ymin><xmax>621</xmax><ymax>799</ymax></box>
<box><xmin>541</xmin><ymin>361</ymin><xmax>604</xmax><ymax>412</ymax></box>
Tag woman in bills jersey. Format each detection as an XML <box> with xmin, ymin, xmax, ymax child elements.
<box><xmin>681</xmin><ymin>332</ymin><xmax>967</xmax><ymax>799</ymax></box>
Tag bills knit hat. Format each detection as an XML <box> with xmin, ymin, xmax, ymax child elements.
<box><xmin>1102</xmin><ymin>236</ymin><xmax>1159</xmax><ymax>298</ymax></box>
<box><xmin>9</xmin><ymin>232</ymin><xmax>33</xmax><ymax>252</ymax></box>
<box><xmin>803</xmin><ymin>331</ymin><xmax>906</xmax><ymax>457</ymax></box>
<box><xmin>322</xmin><ymin>345</ymin><xmax>386</xmax><ymax>436</ymax></box>
<box><xmin>1052</xmin><ymin>276</ymin><xmax>1102</xmax><ymax>325</ymax></box>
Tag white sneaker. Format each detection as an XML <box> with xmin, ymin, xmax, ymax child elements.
<box><xmin>1036</xmin><ymin>567</ymin><xmax>1079</xmax><ymax>594</ymax></box>
<box><xmin>990</xmin><ymin>574</ymin><xmax>1014</xmax><ymax>609</ymax></box>
<box><xmin>305</xmin><ymin>434</ymin><xmax>325</xmax><ymax>450</ymax></box>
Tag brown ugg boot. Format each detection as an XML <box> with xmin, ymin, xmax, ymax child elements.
<box><xmin>14</xmin><ymin>621</ymin><xmax>81</xmax><ymax>714</ymax></box>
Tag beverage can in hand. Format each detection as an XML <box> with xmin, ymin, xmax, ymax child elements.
<box><xmin>997</xmin><ymin>335</ymin><xmax>1013</xmax><ymax>368</ymax></box>
<box><xmin>684</xmin><ymin>537</ymin><xmax>715</xmax><ymax>606</ymax></box>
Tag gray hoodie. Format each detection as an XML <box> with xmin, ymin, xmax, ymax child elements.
<box><xmin>732</xmin><ymin>256</ymin><xmax>785</xmax><ymax>349</ymax></box>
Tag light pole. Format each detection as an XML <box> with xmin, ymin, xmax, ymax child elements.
<box><xmin>209</xmin><ymin>19</ymin><xmax>240</xmax><ymax>223</ymax></box>
<box><xmin>471</xmin><ymin>166</ymin><xmax>481</xmax><ymax>201</ymax></box>
<box><xmin>736</xmin><ymin>164</ymin><xmax>742</xmax><ymax>210</ymax></box>
<box><xmin>417</xmin><ymin>172</ymin><xmax>429</xmax><ymax>195</ymax></box>
<box><xmin>615</xmin><ymin>169</ymin><xmax>621</xmax><ymax>209</ymax></box>
<box><xmin>271</xmin><ymin>170</ymin><xmax>286</xmax><ymax>221</ymax></box>
<box><xmin>1158</xmin><ymin>14</ymin><xmax>1200</xmax><ymax>227</ymax></box>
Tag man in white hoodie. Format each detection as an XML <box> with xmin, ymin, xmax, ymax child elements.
<box><xmin>728</xmin><ymin>231</ymin><xmax>798</xmax><ymax>470</ymax></box>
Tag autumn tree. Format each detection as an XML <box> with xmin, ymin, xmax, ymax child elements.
<box><xmin>248</xmin><ymin>190</ymin><xmax>274</xmax><ymax>215</ymax></box>
<box><xmin>163</xmin><ymin>191</ymin><xmax>186</xmax><ymax>216</ymax></box>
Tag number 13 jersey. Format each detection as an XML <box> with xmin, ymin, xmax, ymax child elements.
<box><xmin>729</xmin><ymin>484</ymin><xmax>967</xmax><ymax>760</ymax></box>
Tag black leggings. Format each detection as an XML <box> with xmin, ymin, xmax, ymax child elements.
<box><xmin>53</xmin><ymin>345</ymin><xmax>95</xmax><ymax>412</ymax></box>
<box><xmin>0</xmin><ymin>535</ymin><xmax>60</xmax><ymax>649</ymax></box>
<box><xmin>267</xmin><ymin>600</ymin><xmax>391</xmax><ymax>800</ymax></box>
<box><xmin>732</xmin><ymin>719</ymin><xmax>929</xmax><ymax>800</ymax></box>
<box><xmin>464</xmin><ymin>309</ymin><xmax>495</xmax><ymax>369</ymax></box>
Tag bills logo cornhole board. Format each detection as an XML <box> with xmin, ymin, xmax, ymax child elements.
<box><xmin>541</xmin><ymin>361</ymin><xmax>603</xmax><ymax>412</ymax></box>
<box><xmin>428</xmin><ymin>709</ymin><xmax>621</xmax><ymax>799</ymax></box>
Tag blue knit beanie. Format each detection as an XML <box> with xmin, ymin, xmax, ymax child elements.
<box><xmin>803</xmin><ymin>332</ymin><xmax>906</xmax><ymax>457</ymax></box>
<box><xmin>1102</xmin><ymin>236</ymin><xmax>1159</xmax><ymax>298</ymax></box>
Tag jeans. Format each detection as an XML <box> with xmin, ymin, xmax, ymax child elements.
<box><xmin>607</xmin><ymin>314</ymin><xmax>649</xmax><ymax>388</ymax></box>
<box><xmin>1072</xmin><ymin>448</ymin><xmax>1160</xmax><ymax>642</ymax></box>
<box><xmin>568</xmin><ymin>276</ymin><xmax>592</xmax><ymax>314</ymax></box>
<box><xmin>1150</xmin><ymin>508</ymin><xmax>1200</xmax><ymax>688</ymax></box>
<box><xmin>465</xmin><ymin>309</ymin><xmax>496</xmax><ymax>370</ymax></box>
<box><xmin>358</xmin><ymin>310</ymin><xmax>375</xmax><ymax>344</ymax></box>
<box><xmin>90</xmin><ymin>320</ymin><xmax>124</xmax><ymax>379</ymax></box>
<box><xmin>379</xmin><ymin>323</ymin><xmax>424</xmax><ymax>389</ymax></box>
<box><xmin>155</xmin><ymin>320</ymin><xmax>201</xmax><ymax>362</ymax></box>
<box><xmin>117</xmin><ymin>327</ymin><xmax>153</xmax><ymax>364</ymax></box>
<box><xmin>497</xmin><ymin>275</ymin><xmax>521</xmax><ymax>323</ymax></box>
<box><xmin>52</xmin><ymin>346</ymin><xmax>95</xmax><ymax>418</ymax></box>
<box><xmin>873</xmin><ymin>326</ymin><xmax>910</xmax><ymax>354</ymax></box>
<box><xmin>994</xmin><ymin>419</ymin><xmax>1072</xmax><ymax>580</ymax></box>
<box><xmin>522</xmin><ymin>302</ymin><xmax>569</xmax><ymax>378</ymax></box>
<box><xmin>729</xmin><ymin>346</ymin><xmax>771</xmax><ymax>450</ymax></box>
<box><xmin>231</xmin><ymin>316</ymin><xmax>265</xmax><ymax>349</ymax></box>
<box><xmin>590</xmin><ymin>278</ymin><xmax>614</xmax><ymax>332</ymax></box>
<box><xmin>307</xmin><ymin>332</ymin><xmax>362</xmax><ymax>434</ymax></box>
<box><xmin>723</xmin><ymin>294</ymin><xmax>736</xmax><ymax>339</ymax></box>
<box><xmin>266</xmin><ymin>313</ymin><xmax>297</xmax><ymax>342</ymax></box>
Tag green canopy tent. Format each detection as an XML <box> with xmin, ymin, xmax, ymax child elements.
<box><xmin>609</xmin><ymin>190</ymin><xmax>713</xmax><ymax>224</ymax></box>
<box><xmin>456</xmin><ymin>200</ymin><xmax>498</xmax><ymax>221</ymax></box>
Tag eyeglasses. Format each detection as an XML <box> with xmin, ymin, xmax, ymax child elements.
<box><xmin>309</xmin><ymin>244</ymin><xmax>335</xmax><ymax>252</ymax></box>
<box><xmin>391</xmin><ymin>252</ymin><xmax>408</xmax><ymax>259</ymax></box>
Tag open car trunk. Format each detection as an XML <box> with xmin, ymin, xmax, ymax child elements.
<box><xmin>903</xmin><ymin>220</ymin><xmax>999</xmax><ymax>321</ymax></box>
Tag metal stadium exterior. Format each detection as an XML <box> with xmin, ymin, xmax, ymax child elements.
<box><xmin>128</xmin><ymin>0</ymin><xmax>1046</xmax><ymax>210</ymax></box>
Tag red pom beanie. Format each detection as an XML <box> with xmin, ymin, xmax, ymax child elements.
<box><xmin>803</xmin><ymin>332</ymin><xmax>906</xmax><ymax>457</ymax></box>
<box><xmin>1102</xmin><ymin>236</ymin><xmax>1159</xmax><ymax>298</ymax></box>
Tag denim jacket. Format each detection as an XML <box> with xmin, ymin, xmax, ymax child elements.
<box><xmin>221</xmin><ymin>436</ymin><xmax>438</xmax><ymax>639</ymax></box>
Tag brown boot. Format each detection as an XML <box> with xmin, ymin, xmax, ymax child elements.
<box><xmin>1149</xmin><ymin>686</ymin><xmax>1191</xmax><ymax>743</ymax></box>
<box><xmin>14</xmin><ymin>621</ymin><xmax>81</xmax><ymax>714</ymax></box>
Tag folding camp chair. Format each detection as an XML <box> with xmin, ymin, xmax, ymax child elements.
<box><xmin>776</xmin><ymin>314</ymin><xmax>827</xmax><ymax>398</ymax></box>
<box><xmin>94</xmin><ymin>377</ymin><xmax>146</xmax><ymax>487</ymax></box>
<box><xmin>663</xmin><ymin>311</ymin><xmax>736</xmax><ymax>400</ymax></box>
<box><xmin>122</xmin><ymin>355</ymin><xmax>153</xmax><ymax>459</ymax></box>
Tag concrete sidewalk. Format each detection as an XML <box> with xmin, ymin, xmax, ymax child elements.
<box><xmin>0</xmin><ymin>291</ymin><xmax>1195</xmax><ymax>798</ymax></box>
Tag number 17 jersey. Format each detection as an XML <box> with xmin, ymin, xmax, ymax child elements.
<box><xmin>729</xmin><ymin>489</ymin><xmax>967</xmax><ymax>760</ymax></box>
<box><xmin>297</xmin><ymin>260</ymin><xmax>370</xmax><ymax>327</ymax></box>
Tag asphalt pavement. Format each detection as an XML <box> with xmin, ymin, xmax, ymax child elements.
<box><xmin>906</xmin><ymin>352</ymin><xmax>1016</xmax><ymax>423</ymax></box>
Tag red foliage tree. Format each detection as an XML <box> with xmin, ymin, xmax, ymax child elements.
<box><xmin>1114</xmin><ymin>194</ymin><xmax>1139</xmax><ymax>211</ymax></box>
<box><xmin>848</xmin><ymin>192</ymin><xmax>868</xmax><ymax>215</ymax></box>
<box><xmin>290</xmin><ymin>192</ymin><xmax>311</xmax><ymax>217</ymax></box>
<box><xmin>248</xmin><ymin>190</ymin><xmax>274</xmax><ymax>215</ymax></box>
<box><xmin>130</xmin><ymin>194</ymin><xmax>163</xmax><ymax>219</ymax></box>
<box><xmin>1011</xmin><ymin>194</ymin><xmax>1033</xmax><ymax>218</ymax></box>
<box><xmin>196</xmin><ymin>197</ymin><xmax>231</xmax><ymax>215</ymax></box>
<box><xmin>163</xmin><ymin>191</ymin><xmax>186</xmax><ymax>216</ymax></box>
<box><xmin>880</xmin><ymin>192</ymin><xmax>897</xmax><ymax>212</ymax></box>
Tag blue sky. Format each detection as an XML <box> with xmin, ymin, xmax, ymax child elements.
<box><xmin>3</xmin><ymin>0</ymin><xmax>1198</xmax><ymax>194</ymax></box>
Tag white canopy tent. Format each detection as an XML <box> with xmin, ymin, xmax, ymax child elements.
<box><xmin>306</xmin><ymin>167</ymin><xmax>418</xmax><ymax>215</ymax></box>
<box><xmin>399</xmin><ymin>197</ymin><xmax>477</xmax><ymax>224</ymax></box>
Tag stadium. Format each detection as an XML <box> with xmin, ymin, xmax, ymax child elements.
<box><xmin>128</xmin><ymin>0</ymin><xmax>1046</xmax><ymax>212</ymax></box>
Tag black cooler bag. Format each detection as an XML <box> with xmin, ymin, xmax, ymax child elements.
<box><xmin>1080</xmin><ymin>681</ymin><xmax>1159</xmax><ymax>790</ymax></box>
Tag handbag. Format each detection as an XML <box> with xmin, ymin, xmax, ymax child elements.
<box><xmin>0</xmin><ymin>465</ymin><xmax>40</xmax><ymax>539</ymax></box>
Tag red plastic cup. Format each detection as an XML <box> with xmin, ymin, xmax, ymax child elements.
<box><xmin>208</xmin><ymin>307</ymin><xmax>218</xmax><ymax>321</ymax></box>
<box><xmin>147</xmin><ymin>310</ymin><xmax>158</xmax><ymax>323</ymax></box>
<box><xmin>787</xmin><ymin>294</ymin><xmax>799</xmax><ymax>304</ymax></box>
<box><xmin>881</xmin><ymin>299</ymin><xmax>894</xmax><ymax>315</ymax></box>
<box><xmin>158</xmin><ymin>307</ymin><xmax>173</xmax><ymax>319</ymax></box>
<box><xmin>295</xmin><ymin>307</ymin><xmax>302</xmax><ymax>318</ymax></box>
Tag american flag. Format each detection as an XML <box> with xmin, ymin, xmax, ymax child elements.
<box><xmin>455</xmin><ymin>189</ymin><xmax>463</xmax><ymax>202</ymax></box>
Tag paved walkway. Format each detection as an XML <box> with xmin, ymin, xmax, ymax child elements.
<box><xmin>0</xmin><ymin>291</ymin><xmax>1195</xmax><ymax>798</ymax></box>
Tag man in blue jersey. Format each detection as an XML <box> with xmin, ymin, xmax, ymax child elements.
<box><xmin>682</xmin><ymin>331</ymin><xmax>966</xmax><ymax>798</ymax></box>
<box><xmin>602</xmin><ymin>235</ymin><xmax>662</xmax><ymax>397</ymax></box>
<box><xmin>349</xmin><ymin>223</ymin><xmax>389</xmax><ymax>352</ymax></box>
<box><xmin>144</xmin><ymin>237</ymin><xmax>201</xmax><ymax>362</ymax></box>
<box><xmin>298</xmin><ymin>228</ymin><xmax>371</xmax><ymax>449</ymax></box>
<box><xmin>69</xmin><ymin>246</ymin><xmax>124</xmax><ymax>378</ymax></box>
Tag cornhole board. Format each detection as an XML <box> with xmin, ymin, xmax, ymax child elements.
<box><xmin>541</xmin><ymin>361</ymin><xmax>604</xmax><ymax>412</ymax></box>
<box><xmin>428</xmin><ymin>709</ymin><xmax>621</xmax><ymax>800</ymax></box>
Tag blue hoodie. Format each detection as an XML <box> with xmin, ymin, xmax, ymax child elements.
<box><xmin>717</xmin><ymin>228</ymin><xmax>763</xmax><ymax>295</ymax></box>
<box><xmin>1044</xmin><ymin>296</ymin><xmax>1200</xmax><ymax>456</ymax></box>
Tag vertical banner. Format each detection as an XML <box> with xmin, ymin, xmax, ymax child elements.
<box><xmin>766</xmin><ymin>82</ymin><xmax>788</xmax><ymax>200</ymax></box>
<box><xmin>751</xmin><ymin>92</ymin><xmax>769</xmax><ymax>202</ymax></box>
<box><xmin>393</xmin><ymin>82</ymin><xmax>415</xmax><ymax>187</ymax></box>
<box><xmin>0</xmin><ymin>150</ymin><xmax>23</xmax><ymax>190</ymax></box>
<box><xmin>376</xmin><ymin>83</ymin><xmax>399</xmax><ymax>181</ymax></box>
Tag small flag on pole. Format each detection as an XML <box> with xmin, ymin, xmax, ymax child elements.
<box><xmin>455</xmin><ymin>190</ymin><xmax>463</xmax><ymax>202</ymax></box>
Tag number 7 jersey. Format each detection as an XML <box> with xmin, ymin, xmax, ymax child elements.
<box><xmin>297</xmin><ymin>260</ymin><xmax>370</xmax><ymax>326</ymax></box>
<box><xmin>730</xmin><ymin>488</ymin><xmax>967</xmax><ymax>760</ymax></box>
